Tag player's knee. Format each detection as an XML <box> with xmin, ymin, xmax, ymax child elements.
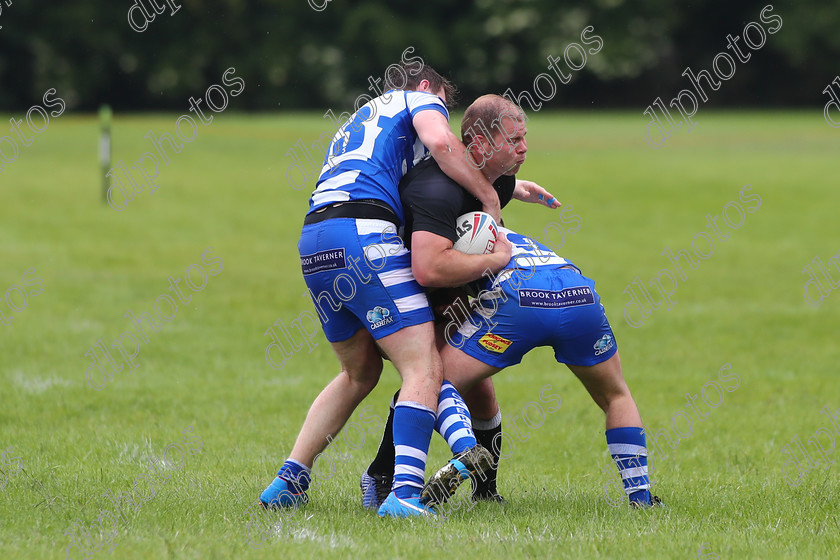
<box><xmin>343</xmin><ymin>362</ymin><xmax>382</xmax><ymax>391</ymax></box>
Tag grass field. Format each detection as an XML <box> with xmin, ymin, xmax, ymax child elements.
<box><xmin>1</xmin><ymin>110</ymin><xmax>839</xmax><ymax>559</ymax></box>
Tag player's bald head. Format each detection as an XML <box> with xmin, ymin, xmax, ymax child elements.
<box><xmin>461</xmin><ymin>95</ymin><xmax>525</xmax><ymax>146</ymax></box>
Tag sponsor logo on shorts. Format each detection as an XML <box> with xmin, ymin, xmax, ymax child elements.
<box><xmin>478</xmin><ymin>333</ymin><xmax>513</xmax><ymax>353</ymax></box>
<box><xmin>300</xmin><ymin>248</ymin><xmax>346</xmax><ymax>275</ymax></box>
<box><xmin>366</xmin><ymin>306</ymin><xmax>394</xmax><ymax>330</ymax></box>
<box><xmin>518</xmin><ymin>286</ymin><xmax>595</xmax><ymax>308</ymax></box>
<box><xmin>593</xmin><ymin>334</ymin><xmax>614</xmax><ymax>356</ymax></box>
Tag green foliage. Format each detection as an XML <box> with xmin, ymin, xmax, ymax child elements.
<box><xmin>0</xmin><ymin>1</ymin><xmax>836</xmax><ymax>110</ymax></box>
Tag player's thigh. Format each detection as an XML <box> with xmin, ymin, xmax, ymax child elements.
<box><xmin>328</xmin><ymin>327</ymin><xmax>384</xmax><ymax>385</ymax></box>
<box><xmin>376</xmin><ymin>321</ymin><xmax>440</xmax><ymax>377</ymax></box>
<box><xmin>566</xmin><ymin>352</ymin><xmax>631</xmax><ymax>409</ymax></box>
<box><xmin>439</xmin><ymin>341</ymin><xmax>501</xmax><ymax>395</ymax></box>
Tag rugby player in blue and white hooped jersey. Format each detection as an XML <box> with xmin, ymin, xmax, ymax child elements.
<box><xmin>260</xmin><ymin>63</ymin><xmax>511</xmax><ymax>517</ymax></box>
<box><xmin>423</xmin><ymin>229</ymin><xmax>660</xmax><ymax>508</ymax></box>
<box><xmin>369</xmin><ymin>228</ymin><xmax>661</xmax><ymax>510</ymax></box>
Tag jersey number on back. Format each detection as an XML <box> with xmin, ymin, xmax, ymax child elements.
<box><xmin>329</xmin><ymin>107</ymin><xmax>385</xmax><ymax>164</ymax></box>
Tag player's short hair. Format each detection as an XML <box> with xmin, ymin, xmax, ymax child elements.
<box><xmin>461</xmin><ymin>94</ymin><xmax>526</xmax><ymax>146</ymax></box>
<box><xmin>383</xmin><ymin>63</ymin><xmax>457</xmax><ymax>106</ymax></box>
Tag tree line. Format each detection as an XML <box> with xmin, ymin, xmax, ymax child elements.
<box><xmin>0</xmin><ymin>0</ymin><xmax>834</xmax><ymax>112</ymax></box>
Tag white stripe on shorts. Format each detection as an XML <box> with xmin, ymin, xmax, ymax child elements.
<box><xmin>355</xmin><ymin>219</ymin><xmax>398</xmax><ymax>236</ymax></box>
<box><xmin>394</xmin><ymin>293</ymin><xmax>428</xmax><ymax>313</ymax></box>
<box><xmin>378</xmin><ymin>266</ymin><xmax>416</xmax><ymax>287</ymax></box>
<box><xmin>364</xmin><ymin>243</ymin><xmax>408</xmax><ymax>262</ymax></box>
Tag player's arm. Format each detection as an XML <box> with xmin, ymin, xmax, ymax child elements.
<box><xmin>413</xmin><ymin>110</ymin><xmax>502</xmax><ymax>223</ymax></box>
<box><xmin>513</xmin><ymin>179</ymin><xmax>561</xmax><ymax>209</ymax></box>
<box><xmin>411</xmin><ymin>230</ymin><xmax>511</xmax><ymax>288</ymax></box>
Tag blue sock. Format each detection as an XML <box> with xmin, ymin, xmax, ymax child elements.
<box><xmin>277</xmin><ymin>459</ymin><xmax>311</xmax><ymax>492</ymax></box>
<box><xmin>606</xmin><ymin>427</ymin><xmax>651</xmax><ymax>505</ymax></box>
<box><xmin>392</xmin><ymin>401</ymin><xmax>435</xmax><ymax>499</ymax></box>
<box><xmin>435</xmin><ymin>381</ymin><xmax>477</xmax><ymax>454</ymax></box>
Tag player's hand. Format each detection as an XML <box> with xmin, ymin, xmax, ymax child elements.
<box><xmin>489</xmin><ymin>230</ymin><xmax>512</xmax><ymax>271</ymax></box>
<box><xmin>514</xmin><ymin>180</ymin><xmax>561</xmax><ymax>209</ymax></box>
<box><xmin>482</xmin><ymin>199</ymin><xmax>502</xmax><ymax>224</ymax></box>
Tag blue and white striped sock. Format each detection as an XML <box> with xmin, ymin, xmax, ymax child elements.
<box><xmin>435</xmin><ymin>381</ymin><xmax>477</xmax><ymax>454</ymax></box>
<box><xmin>277</xmin><ymin>459</ymin><xmax>311</xmax><ymax>492</ymax></box>
<box><xmin>606</xmin><ymin>427</ymin><xmax>651</xmax><ymax>505</ymax></box>
<box><xmin>393</xmin><ymin>401</ymin><xmax>436</xmax><ymax>499</ymax></box>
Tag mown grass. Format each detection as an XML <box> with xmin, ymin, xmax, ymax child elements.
<box><xmin>1</xmin><ymin>110</ymin><xmax>838</xmax><ymax>559</ymax></box>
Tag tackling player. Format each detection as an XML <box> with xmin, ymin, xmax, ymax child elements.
<box><xmin>259</xmin><ymin>63</ymin><xmax>513</xmax><ymax>518</ymax></box>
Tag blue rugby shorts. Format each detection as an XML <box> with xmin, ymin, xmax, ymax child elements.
<box><xmin>298</xmin><ymin>218</ymin><xmax>433</xmax><ymax>342</ymax></box>
<box><xmin>446</xmin><ymin>266</ymin><xmax>617</xmax><ymax>368</ymax></box>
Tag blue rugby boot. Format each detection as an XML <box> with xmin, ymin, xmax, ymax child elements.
<box><xmin>377</xmin><ymin>491</ymin><xmax>435</xmax><ymax>518</ymax></box>
<box><xmin>260</xmin><ymin>476</ymin><xmax>308</xmax><ymax>509</ymax></box>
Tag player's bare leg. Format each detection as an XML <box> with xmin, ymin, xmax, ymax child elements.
<box><xmin>374</xmin><ymin>321</ymin><xmax>445</xmax><ymax>516</ymax></box>
<box><xmin>566</xmin><ymin>351</ymin><xmax>642</xmax><ymax>429</ymax></box>
<box><xmin>287</xmin><ymin>328</ymin><xmax>384</xmax><ymax>464</ymax></box>
<box><xmin>376</xmin><ymin>322</ymin><xmax>442</xmax><ymax>411</ymax></box>
<box><xmin>438</xmin><ymin>339</ymin><xmax>500</xmax><ymax>393</ymax></box>
<box><xmin>261</xmin><ymin>328</ymin><xmax>383</xmax><ymax>508</ymax></box>
<box><xmin>463</xmin><ymin>377</ymin><xmax>499</xmax><ymax>420</ymax></box>
<box><xmin>567</xmin><ymin>351</ymin><xmax>659</xmax><ymax>507</ymax></box>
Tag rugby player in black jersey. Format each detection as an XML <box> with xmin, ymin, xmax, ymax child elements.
<box><xmin>361</xmin><ymin>94</ymin><xmax>565</xmax><ymax>509</ymax></box>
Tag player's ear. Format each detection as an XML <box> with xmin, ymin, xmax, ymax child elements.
<box><xmin>465</xmin><ymin>134</ymin><xmax>482</xmax><ymax>155</ymax></box>
<box><xmin>476</xmin><ymin>134</ymin><xmax>494</xmax><ymax>156</ymax></box>
<box><xmin>416</xmin><ymin>79</ymin><xmax>431</xmax><ymax>92</ymax></box>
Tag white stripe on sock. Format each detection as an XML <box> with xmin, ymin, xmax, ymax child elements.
<box><xmin>608</xmin><ymin>443</ymin><xmax>647</xmax><ymax>456</ymax></box>
<box><xmin>438</xmin><ymin>414</ymin><xmax>462</xmax><ymax>436</ymax></box>
<box><xmin>437</xmin><ymin>397</ymin><xmax>462</xmax><ymax>413</ymax></box>
<box><xmin>620</xmin><ymin>466</ymin><xmax>649</xmax><ymax>480</ymax></box>
<box><xmin>446</xmin><ymin>428</ymin><xmax>473</xmax><ymax>445</ymax></box>
<box><xmin>394</xmin><ymin>445</ymin><xmax>427</xmax><ymax>462</ymax></box>
<box><xmin>395</xmin><ymin>465</ymin><xmax>425</xmax><ymax>480</ymax></box>
<box><xmin>624</xmin><ymin>482</ymin><xmax>651</xmax><ymax>495</ymax></box>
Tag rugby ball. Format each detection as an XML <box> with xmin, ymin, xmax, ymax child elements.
<box><xmin>452</xmin><ymin>212</ymin><xmax>498</xmax><ymax>255</ymax></box>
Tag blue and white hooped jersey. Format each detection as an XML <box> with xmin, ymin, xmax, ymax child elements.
<box><xmin>471</xmin><ymin>227</ymin><xmax>578</xmax><ymax>298</ymax></box>
<box><xmin>500</xmin><ymin>227</ymin><xmax>576</xmax><ymax>275</ymax></box>
<box><xmin>308</xmin><ymin>90</ymin><xmax>449</xmax><ymax>225</ymax></box>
